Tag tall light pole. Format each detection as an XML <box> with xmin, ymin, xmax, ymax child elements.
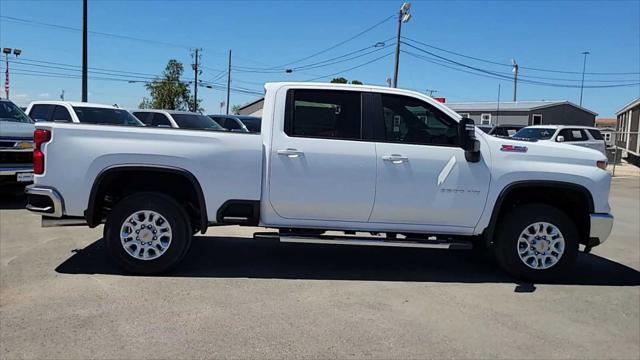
<box><xmin>3</xmin><ymin>48</ymin><xmax>21</xmax><ymax>100</ymax></box>
<box><xmin>392</xmin><ymin>2</ymin><xmax>411</xmax><ymax>88</ymax></box>
<box><xmin>226</xmin><ymin>49</ymin><xmax>231</xmax><ymax>115</ymax></box>
<box><xmin>82</xmin><ymin>0</ymin><xmax>88</xmax><ymax>102</ymax></box>
<box><xmin>511</xmin><ymin>59</ymin><xmax>518</xmax><ymax>102</ymax></box>
<box><xmin>579</xmin><ymin>51</ymin><xmax>590</xmax><ymax>107</ymax></box>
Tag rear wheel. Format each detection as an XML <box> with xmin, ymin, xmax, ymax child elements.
<box><xmin>494</xmin><ymin>204</ymin><xmax>578</xmax><ymax>282</ymax></box>
<box><xmin>104</xmin><ymin>192</ymin><xmax>191</xmax><ymax>275</ymax></box>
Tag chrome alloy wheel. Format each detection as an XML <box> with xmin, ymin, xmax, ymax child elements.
<box><xmin>120</xmin><ymin>210</ymin><xmax>172</xmax><ymax>260</ymax></box>
<box><xmin>517</xmin><ymin>222</ymin><xmax>565</xmax><ymax>270</ymax></box>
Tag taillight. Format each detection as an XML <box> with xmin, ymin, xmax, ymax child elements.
<box><xmin>33</xmin><ymin>129</ymin><xmax>51</xmax><ymax>175</ymax></box>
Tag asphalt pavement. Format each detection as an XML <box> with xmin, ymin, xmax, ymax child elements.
<box><xmin>1</xmin><ymin>176</ymin><xmax>639</xmax><ymax>359</ymax></box>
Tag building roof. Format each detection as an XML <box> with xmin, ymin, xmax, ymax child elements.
<box><xmin>615</xmin><ymin>98</ymin><xmax>640</xmax><ymax>115</ymax></box>
<box><xmin>447</xmin><ymin>100</ymin><xmax>598</xmax><ymax>116</ymax></box>
<box><xmin>237</xmin><ymin>97</ymin><xmax>265</xmax><ymax>111</ymax></box>
<box><xmin>595</xmin><ymin>118</ymin><xmax>617</xmax><ymax>126</ymax></box>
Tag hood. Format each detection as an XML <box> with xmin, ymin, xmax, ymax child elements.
<box><xmin>0</xmin><ymin>121</ymin><xmax>35</xmax><ymax>139</ymax></box>
<box><xmin>481</xmin><ymin>132</ymin><xmax>606</xmax><ymax>166</ymax></box>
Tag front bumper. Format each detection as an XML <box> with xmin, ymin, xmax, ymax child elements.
<box><xmin>589</xmin><ymin>213</ymin><xmax>614</xmax><ymax>246</ymax></box>
<box><xmin>25</xmin><ymin>185</ymin><xmax>64</xmax><ymax>218</ymax></box>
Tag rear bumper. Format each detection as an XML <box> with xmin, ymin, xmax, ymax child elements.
<box><xmin>589</xmin><ymin>213</ymin><xmax>614</xmax><ymax>246</ymax></box>
<box><xmin>25</xmin><ymin>185</ymin><xmax>64</xmax><ymax>218</ymax></box>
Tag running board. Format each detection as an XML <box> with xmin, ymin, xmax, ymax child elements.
<box><xmin>41</xmin><ymin>216</ymin><xmax>87</xmax><ymax>227</ymax></box>
<box><xmin>253</xmin><ymin>232</ymin><xmax>472</xmax><ymax>250</ymax></box>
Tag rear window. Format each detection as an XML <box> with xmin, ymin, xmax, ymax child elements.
<box><xmin>513</xmin><ymin>127</ymin><xmax>555</xmax><ymax>140</ymax></box>
<box><xmin>171</xmin><ymin>114</ymin><xmax>224</xmax><ymax>131</ymax></box>
<box><xmin>587</xmin><ymin>129</ymin><xmax>604</xmax><ymax>140</ymax></box>
<box><xmin>73</xmin><ymin>107</ymin><xmax>142</xmax><ymax>126</ymax></box>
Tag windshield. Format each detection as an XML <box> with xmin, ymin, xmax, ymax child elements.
<box><xmin>513</xmin><ymin>127</ymin><xmax>556</xmax><ymax>140</ymax></box>
<box><xmin>0</xmin><ymin>101</ymin><xmax>33</xmax><ymax>124</ymax></box>
<box><xmin>172</xmin><ymin>114</ymin><xmax>225</xmax><ymax>130</ymax></box>
<box><xmin>73</xmin><ymin>107</ymin><xmax>143</xmax><ymax>126</ymax></box>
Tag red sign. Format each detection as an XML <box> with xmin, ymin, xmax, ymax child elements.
<box><xmin>434</xmin><ymin>97</ymin><xmax>445</xmax><ymax>103</ymax></box>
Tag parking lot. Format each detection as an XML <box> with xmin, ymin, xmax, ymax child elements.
<box><xmin>0</xmin><ymin>175</ymin><xmax>638</xmax><ymax>359</ymax></box>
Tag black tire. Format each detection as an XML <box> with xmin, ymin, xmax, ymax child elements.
<box><xmin>494</xmin><ymin>203</ymin><xmax>579</xmax><ymax>282</ymax></box>
<box><xmin>104</xmin><ymin>192</ymin><xmax>192</xmax><ymax>275</ymax></box>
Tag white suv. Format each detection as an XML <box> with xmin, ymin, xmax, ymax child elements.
<box><xmin>513</xmin><ymin>125</ymin><xmax>606</xmax><ymax>155</ymax></box>
<box><xmin>26</xmin><ymin>101</ymin><xmax>142</xmax><ymax>126</ymax></box>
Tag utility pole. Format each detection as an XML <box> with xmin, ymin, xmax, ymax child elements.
<box><xmin>579</xmin><ymin>51</ymin><xmax>590</xmax><ymax>107</ymax></box>
<box><xmin>511</xmin><ymin>59</ymin><xmax>518</xmax><ymax>102</ymax></box>
<box><xmin>226</xmin><ymin>49</ymin><xmax>231</xmax><ymax>115</ymax></box>
<box><xmin>192</xmin><ymin>48</ymin><xmax>201</xmax><ymax>112</ymax></box>
<box><xmin>496</xmin><ymin>83</ymin><xmax>501</xmax><ymax>125</ymax></box>
<box><xmin>3</xmin><ymin>47</ymin><xmax>21</xmax><ymax>99</ymax></box>
<box><xmin>392</xmin><ymin>2</ymin><xmax>411</xmax><ymax>88</ymax></box>
<box><xmin>82</xmin><ymin>0</ymin><xmax>88</xmax><ymax>102</ymax></box>
<box><xmin>60</xmin><ymin>89</ymin><xmax>65</xmax><ymax>100</ymax></box>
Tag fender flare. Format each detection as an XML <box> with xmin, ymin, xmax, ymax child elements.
<box><xmin>85</xmin><ymin>164</ymin><xmax>208</xmax><ymax>233</ymax></box>
<box><xmin>484</xmin><ymin>180</ymin><xmax>594</xmax><ymax>245</ymax></box>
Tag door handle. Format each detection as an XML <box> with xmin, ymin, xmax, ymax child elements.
<box><xmin>382</xmin><ymin>154</ymin><xmax>408</xmax><ymax>164</ymax></box>
<box><xmin>277</xmin><ymin>148</ymin><xmax>304</xmax><ymax>158</ymax></box>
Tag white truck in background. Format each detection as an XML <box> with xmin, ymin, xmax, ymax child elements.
<box><xmin>25</xmin><ymin>82</ymin><xmax>614</xmax><ymax>281</ymax></box>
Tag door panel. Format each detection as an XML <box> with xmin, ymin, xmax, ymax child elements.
<box><xmin>268</xmin><ymin>89</ymin><xmax>376</xmax><ymax>222</ymax></box>
<box><xmin>369</xmin><ymin>93</ymin><xmax>490</xmax><ymax>228</ymax></box>
<box><xmin>370</xmin><ymin>143</ymin><xmax>490</xmax><ymax>227</ymax></box>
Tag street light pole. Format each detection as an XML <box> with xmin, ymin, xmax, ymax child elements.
<box><xmin>226</xmin><ymin>49</ymin><xmax>231</xmax><ymax>115</ymax></box>
<box><xmin>392</xmin><ymin>2</ymin><xmax>411</xmax><ymax>88</ymax></box>
<box><xmin>579</xmin><ymin>51</ymin><xmax>590</xmax><ymax>107</ymax></box>
<box><xmin>3</xmin><ymin>48</ymin><xmax>21</xmax><ymax>100</ymax></box>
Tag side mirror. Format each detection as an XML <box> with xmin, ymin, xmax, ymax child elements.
<box><xmin>459</xmin><ymin>117</ymin><xmax>481</xmax><ymax>163</ymax></box>
<box><xmin>556</xmin><ymin>135</ymin><xmax>565</xmax><ymax>142</ymax></box>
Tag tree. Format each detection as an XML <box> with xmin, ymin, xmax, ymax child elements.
<box><xmin>231</xmin><ymin>104</ymin><xmax>241</xmax><ymax>115</ymax></box>
<box><xmin>139</xmin><ymin>59</ymin><xmax>202</xmax><ymax>111</ymax></box>
<box><xmin>330</xmin><ymin>77</ymin><xmax>363</xmax><ymax>85</ymax></box>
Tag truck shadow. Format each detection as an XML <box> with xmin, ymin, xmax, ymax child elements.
<box><xmin>0</xmin><ymin>193</ymin><xmax>26</xmax><ymax>210</ymax></box>
<box><xmin>55</xmin><ymin>235</ymin><xmax>640</xmax><ymax>287</ymax></box>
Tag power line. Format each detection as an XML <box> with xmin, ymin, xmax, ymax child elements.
<box><xmin>402</xmin><ymin>49</ymin><xmax>640</xmax><ymax>89</ymax></box>
<box><xmin>305</xmin><ymin>51</ymin><xmax>393</xmax><ymax>82</ymax></box>
<box><xmin>269</xmin><ymin>14</ymin><xmax>395</xmax><ymax>70</ymax></box>
<box><xmin>402</xmin><ymin>35</ymin><xmax>640</xmax><ymax>76</ymax></box>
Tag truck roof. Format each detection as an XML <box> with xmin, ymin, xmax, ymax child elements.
<box><xmin>130</xmin><ymin>109</ymin><xmax>202</xmax><ymax>115</ymax></box>
<box><xmin>28</xmin><ymin>100</ymin><xmax>118</xmax><ymax>109</ymax></box>
<box><xmin>525</xmin><ymin>125</ymin><xmax>599</xmax><ymax>130</ymax></box>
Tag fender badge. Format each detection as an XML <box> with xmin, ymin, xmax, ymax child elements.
<box><xmin>501</xmin><ymin>144</ymin><xmax>528</xmax><ymax>153</ymax></box>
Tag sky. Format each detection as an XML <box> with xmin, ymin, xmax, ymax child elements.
<box><xmin>0</xmin><ymin>0</ymin><xmax>638</xmax><ymax>117</ymax></box>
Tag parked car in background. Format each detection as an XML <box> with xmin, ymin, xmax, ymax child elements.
<box><xmin>488</xmin><ymin>124</ymin><xmax>524</xmax><ymax>137</ymax></box>
<box><xmin>26</xmin><ymin>82</ymin><xmax>613</xmax><ymax>282</ymax></box>
<box><xmin>0</xmin><ymin>99</ymin><xmax>34</xmax><ymax>187</ymax></box>
<box><xmin>132</xmin><ymin>110</ymin><xmax>225</xmax><ymax>131</ymax></box>
<box><xmin>27</xmin><ymin>101</ymin><xmax>143</xmax><ymax>126</ymax></box>
<box><xmin>209</xmin><ymin>115</ymin><xmax>262</xmax><ymax>133</ymax></box>
<box><xmin>513</xmin><ymin>125</ymin><xmax>606</xmax><ymax>155</ymax></box>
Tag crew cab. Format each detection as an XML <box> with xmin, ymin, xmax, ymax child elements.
<box><xmin>0</xmin><ymin>99</ymin><xmax>34</xmax><ymax>187</ymax></box>
<box><xmin>25</xmin><ymin>83</ymin><xmax>614</xmax><ymax>281</ymax></box>
<box><xmin>132</xmin><ymin>109</ymin><xmax>225</xmax><ymax>131</ymax></box>
<box><xmin>513</xmin><ymin>125</ymin><xmax>606</xmax><ymax>155</ymax></box>
<box><xmin>26</xmin><ymin>101</ymin><xmax>143</xmax><ymax>126</ymax></box>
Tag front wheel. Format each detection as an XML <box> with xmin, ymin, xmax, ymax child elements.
<box><xmin>494</xmin><ymin>204</ymin><xmax>579</xmax><ymax>282</ymax></box>
<box><xmin>104</xmin><ymin>192</ymin><xmax>192</xmax><ymax>275</ymax></box>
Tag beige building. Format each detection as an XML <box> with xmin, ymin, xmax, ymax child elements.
<box><xmin>616</xmin><ymin>98</ymin><xmax>640</xmax><ymax>166</ymax></box>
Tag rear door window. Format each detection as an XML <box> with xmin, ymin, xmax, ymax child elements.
<box><xmin>224</xmin><ymin>118</ymin><xmax>241</xmax><ymax>130</ymax></box>
<box><xmin>558</xmin><ymin>128</ymin><xmax>588</xmax><ymax>142</ymax></box>
<box><xmin>285</xmin><ymin>89</ymin><xmax>362</xmax><ymax>140</ymax></box>
<box><xmin>151</xmin><ymin>113</ymin><xmax>172</xmax><ymax>127</ymax></box>
<box><xmin>52</xmin><ymin>105</ymin><xmax>72</xmax><ymax>122</ymax></box>
<box><xmin>28</xmin><ymin>104</ymin><xmax>54</xmax><ymax>122</ymax></box>
<box><xmin>133</xmin><ymin>112</ymin><xmax>152</xmax><ymax>125</ymax></box>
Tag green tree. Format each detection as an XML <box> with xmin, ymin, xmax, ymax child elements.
<box><xmin>231</xmin><ymin>104</ymin><xmax>241</xmax><ymax>115</ymax></box>
<box><xmin>139</xmin><ymin>59</ymin><xmax>202</xmax><ymax>111</ymax></box>
<box><xmin>330</xmin><ymin>77</ymin><xmax>363</xmax><ymax>85</ymax></box>
<box><xmin>330</xmin><ymin>77</ymin><xmax>348</xmax><ymax>84</ymax></box>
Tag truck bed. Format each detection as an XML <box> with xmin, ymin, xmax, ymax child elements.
<box><xmin>35</xmin><ymin>123</ymin><xmax>263</xmax><ymax>221</ymax></box>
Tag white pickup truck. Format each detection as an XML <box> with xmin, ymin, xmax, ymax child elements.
<box><xmin>25</xmin><ymin>82</ymin><xmax>614</xmax><ymax>281</ymax></box>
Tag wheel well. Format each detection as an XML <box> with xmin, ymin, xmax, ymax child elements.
<box><xmin>86</xmin><ymin>167</ymin><xmax>207</xmax><ymax>233</ymax></box>
<box><xmin>486</xmin><ymin>182</ymin><xmax>593</xmax><ymax>246</ymax></box>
